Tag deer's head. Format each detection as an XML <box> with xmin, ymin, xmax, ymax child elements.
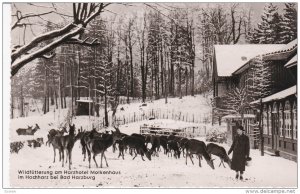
<box><xmin>206</xmin><ymin>159</ymin><xmax>215</xmax><ymax>170</ymax></box>
<box><xmin>145</xmin><ymin>150</ymin><xmax>152</xmax><ymax>161</ymax></box>
<box><xmin>224</xmin><ymin>157</ymin><xmax>232</xmax><ymax>168</ymax></box>
<box><xmin>35</xmin><ymin>124</ymin><xmax>40</xmax><ymax>130</ymax></box>
<box><xmin>75</xmin><ymin>130</ymin><xmax>85</xmax><ymax>142</ymax></box>
<box><xmin>69</xmin><ymin>124</ymin><xmax>76</xmax><ymax>135</ymax></box>
<box><xmin>111</xmin><ymin>130</ymin><xmax>122</xmax><ymax>144</ymax></box>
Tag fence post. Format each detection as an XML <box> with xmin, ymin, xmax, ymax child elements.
<box><xmin>134</xmin><ymin>112</ymin><xmax>136</xmax><ymax>122</ymax></box>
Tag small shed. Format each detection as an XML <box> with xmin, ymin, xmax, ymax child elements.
<box><xmin>76</xmin><ymin>100</ymin><xmax>99</xmax><ymax>116</ymax></box>
<box><xmin>223</xmin><ymin>114</ymin><xmax>256</xmax><ymax>148</ymax></box>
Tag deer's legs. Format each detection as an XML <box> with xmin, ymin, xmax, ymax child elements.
<box><xmin>133</xmin><ymin>149</ymin><xmax>138</xmax><ymax>160</ymax></box>
<box><xmin>185</xmin><ymin>152</ymin><xmax>188</xmax><ymax>165</ymax></box>
<box><xmin>87</xmin><ymin>148</ymin><xmax>92</xmax><ymax>168</ymax></box>
<box><xmin>61</xmin><ymin>149</ymin><xmax>64</xmax><ymax>167</ymax></box>
<box><xmin>100</xmin><ymin>152</ymin><xmax>104</xmax><ymax>168</ymax></box>
<box><xmin>221</xmin><ymin>159</ymin><xmax>226</xmax><ymax>168</ymax></box>
<box><xmin>198</xmin><ymin>154</ymin><xmax>202</xmax><ymax>167</ymax></box>
<box><xmin>53</xmin><ymin>147</ymin><xmax>56</xmax><ymax>163</ymax></box>
<box><xmin>65</xmin><ymin>150</ymin><xmax>68</xmax><ymax>164</ymax></box>
<box><xmin>103</xmin><ymin>152</ymin><xmax>109</xmax><ymax>167</ymax></box>
<box><xmin>140</xmin><ymin>151</ymin><xmax>145</xmax><ymax>161</ymax></box>
<box><xmin>93</xmin><ymin>154</ymin><xmax>98</xmax><ymax>168</ymax></box>
<box><xmin>82</xmin><ymin>143</ymin><xmax>86</xmax><ymax>161</ymax></box>
<box><xmin>189</xmin><ymin>154</ymin><xmax>194</xmax><ymax>165</ymax></box>
<box><xmin>69</xmin><ymin>148</ymin><xmax>73</xmax><ymax>170</ymax></box>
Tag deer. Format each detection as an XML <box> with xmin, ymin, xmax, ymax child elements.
<box><xmin>86</xmin><ymin>128</ymin><xmax>122</xmax><ymax>168</ymax></box>
<box><xmin>159</xmin><ymin>135</ymin><xmax>169</xmax><ymax>155</ymax></box>
<box><xmin>206</xmin><ymin>143</ymin><xmax>231</xmax><ymax>168</ymax></box>
<box><xmin>167</xmin><ymin>140</ymin><xmax>181</xmax><ymax>158</ymax></box>
<box><xmin>48</xmin><ymin>124</ymin><xmax>77</xmax><ymax>170</ymax></box>
<box><xmin>116</xmin><ymin>133</ymin><xmax>129</xmax><ymax>160</ymax></box>
<box><xmin>185</xmin><ymin>139</ymin><xmax>215</xmax><ymax>169</ymax></box>
<box><xmin>149</xmin><ymin>135</ymin><xmax>160</xmax><ymax>157</ymax></box>
<box><xmin>46</xmin><ymin>127</ymin><xmax>67</xmax><ymax>146</ymax></box>
<box><xmin>16</xmin><ymin>124</ymin><xmax>40</xmax><ymax>135</ymax></box>
<box><xmin>120</xmin><ymin>136</ymin><xmax>151</xmax><ymax>161</ymax></box>
<box><xmin>59</xmin><ymin>124</ymin><xmax>77</xmax><ymax>170</ymax></box>
<box><xmin>131</xmin><ymin>133</ymin><xmax>146</xmax><ymax>141</ymax></box>
<box><xmin>179</xmin><ymin>137</ymin><xmax>189</xmax><ymax>157</ymax></box>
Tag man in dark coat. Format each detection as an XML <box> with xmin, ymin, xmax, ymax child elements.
<box><xmin>228</xmin><ymin>126</ymin><xmax>250</xmax><ymax>180</ymax></box>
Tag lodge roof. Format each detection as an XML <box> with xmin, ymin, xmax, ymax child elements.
<box><xmin>222</xmin><ymin>114</ymin><xmax>256</xmax><ymax>120</ymax></box>
<box><xmin>262</xmin><ymin>39</ymin><xmax>297</xmax><ymax>60</ymax></box>
<box><xmin>214</xmin><ymin>44</ymin><xmax>284</xmax><ymax>77</ymax></box>
<box><xmin>250</xmin><ymin>85</ymin><xmax>297</xmax><ymax>104</ymax></box>
<box><xmin>284</xmin><ymin>54</ymin><xmax>297</xmax><ymax>68</ymax></box>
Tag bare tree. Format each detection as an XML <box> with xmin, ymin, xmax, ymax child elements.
<box><xmin>11</xmin><ymin>3</ymin><xmax>110</xmax><ymax>77</ymax></box>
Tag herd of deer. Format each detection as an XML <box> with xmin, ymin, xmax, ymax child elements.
<box><xmin>45</xmin><ymin>124</ymin><xmax>232</xmax><ymax>170</ymax></box>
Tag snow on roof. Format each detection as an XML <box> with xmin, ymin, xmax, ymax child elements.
<box><xmin>250</xmin><ymin>85</ymin><xmax>297</xmax><ymax>104</ymax></box>
<box><xmin>222</xmin><ymin>114</ymin><xmax>256</xmax><ymax>119</ymax></box>
<box><xmin>214</xmin><ymin>44</ymin><xmax>284</xmax><ymax>77</ymax></box>
<box><xmin>262</xmin><ymin>39</ymin><xmax>297</xmax><ymax>60</ymax></box>
<box><xmin>284</xmin><ymin>54</ymin><xmax>297</xmax><ymax>68</ymax></box>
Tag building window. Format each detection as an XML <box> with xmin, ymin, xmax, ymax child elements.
<box><xmin>284</xmin><ymin>101</ymin><xmax>291</xmax><ymax>139</ymax></box>
<box><xmin>279</xmin><ymin>103</ymin><xmax>283</xmax><ymax>137</ymax></box>
<box><xmin>263</xmin><ymin>105</ymin><xmax>268</xmax><ymax>135</ymax></box>
<box><xmin>272</xmin><ymin>102</ymin><xmax>278</xmax><ymax>135</ymax></box>
<box><xmin>268</xmin><ymin>105</ymin><xmax>271</xmax><ymax>135</ymax></box>
<box><xmin>293</xmin><ymin>102</ymin><xmax>297</xmax><ymax>140</ymax></box>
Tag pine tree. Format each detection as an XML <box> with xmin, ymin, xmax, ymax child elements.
<box><xmin>249</xmin><ymin>3</ymin><xmax>283</xmax><ymax>44</ymax></box>
<box><xmin>279</xmin><ymin>3</ymin><xmax>297</xmax><ymax>43</ymax></box>
<box><xmin>248</xmin><ymin>56</ymin><xmax>272</xmax><ymax>100</ymax></box>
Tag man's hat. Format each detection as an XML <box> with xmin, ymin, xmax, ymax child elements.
<box><xmin>237</xmin><ymin>126</ymin><xmax>245</xmax><ymax>131</ymax></box>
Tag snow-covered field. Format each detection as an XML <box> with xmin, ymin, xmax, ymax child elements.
<box><xmin>8</xmin><ymin>95</ymin><xmax>297</xmax><ymax>188</ymax></box>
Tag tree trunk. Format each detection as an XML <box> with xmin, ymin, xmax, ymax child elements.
<box><xmin>20</xmin><ymin>86</ymin><xmax>24</xmax><ymax>117</ymax></box>
<box><xmin>77</xmin><ymin>46</ymin><xmax>81</xmax><ymax>102</ymax></box>
<box><xmin>104</xmin><ymin>81</ymin><xmax>109</xmax><ymax>127</ymax></box>
<box><xmin>11</xmin><ymin>94</ymin><xmax>14</xmax><ymax>119</ymax></box>
<box><xmin>178</xmin><ymin>65</ymin><xmax>182</xmax><ymax>99</ymax></box>
<box><xmin>129</xmin><ymin>45</ymin><xmax>134</xmax><ymax>98</ymax></box>
<box><xmin>185</xmin><ymin>67</ymin><xmax>188</xmax><ymax>96</ymax></box>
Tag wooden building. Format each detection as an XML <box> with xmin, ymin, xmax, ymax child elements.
<box><xmin>250</xmin><ymin>39</ymin><xmax>297</xmax><ymax>161</ymax></box>
<box><xmin>212</xmin><ymin>39</ymin><xmax>297</xmax><ymax>160</ymax></box>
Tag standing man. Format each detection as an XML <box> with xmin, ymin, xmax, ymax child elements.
<box><xmin>228</xmin><ymin>126</ymin><xmax>250</xmax><ymax>180</ymax></box>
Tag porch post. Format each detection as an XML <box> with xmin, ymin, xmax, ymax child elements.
<box><xmin>259</xmin><ymin>98</ymin><xmax>264</xmax><ymax>156</ymax></box>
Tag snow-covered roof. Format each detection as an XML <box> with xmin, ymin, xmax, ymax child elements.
<box><xmin>250</xmin><ymin>85</ymin><xmax>297</xmax><ymax>104</ymax></box>
<box><xmin>222</xmin><ymin>114</ymin><xmax>256</xmax><ymax>119</ymax></box>
<box><xmin>214</xmin><ymin>44</ymin><xmax>284</xmax><ymax>77</ymax></box>
<box><xmin>262</xmin><ymin>39</ymin><xmax>297</xmax><ymax>60</ymax></box>
<box><xmin>284</xmin><ymin>54</ymin><xmax>297</xmax><ymax>68</ymax></box>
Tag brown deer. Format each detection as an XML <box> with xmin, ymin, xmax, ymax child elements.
<box><xmin>46</xmin><ymin>127</ymin><xmax>67</xmax><ymax>146</ymax></box>
<box><xmin>149</xmin><ymin>135</ymin><xmax>160</xmax><ymax>157</ymax></box>
<box><xmin>167</xmin><ymin>140</ymin><xmax>181</xmax><ymax>158</ymax></box>
<box><xmin>116</xmin><ymin>133</ymin><xmax>129</xmax><ymax>160</ymax></box>
<box><xmin>16</xmin><ymin>124</ymin><xmax>40</xmax><ymax>135</ymax></box>
<box><xmin>74</xmin><ymin>128</ymin><xmax>90</xmax><ymax>161</ymax></box>
<box><xmin>59</xmin><ymin>124</ymin><xmax>76</xmax><ymax>170</ymax></box>
<box><xmin>159</xmin><ymin>135</ymin><xmax>169</xmax><ymax>155</ymax></box>
<box><xmin>185</xmin><ymin>139</ymin><xmax>215</xmax><ymax>169</ymax></box>
<box><xmin>48</xmin><ymin>124</ymin><xmax>77</xmax><ymax>170</ymax></box>
<box><xmin>86</xmin><ymin>129</ymin><xmax>121</xmax><ymax>168</ymax></box>
<box><xmin>206</xmin><ymin>143</ymin><xmax>231</xmax><ymax>168</ymax></box>
<box><xmin>121</xmin><ymin>136</ymin><xmax>151</xmax><ymax>161</ymax></box>
<box><xmin>179</xmin><ymin>137</ymin><xmax>189</xmax><ymax>157</ymax></box>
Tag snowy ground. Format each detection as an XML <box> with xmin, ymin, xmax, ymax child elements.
<box><xmin>8</xmin><ymin>95</ymin><xmax>297</xmax><ymax>188</ymax></box>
